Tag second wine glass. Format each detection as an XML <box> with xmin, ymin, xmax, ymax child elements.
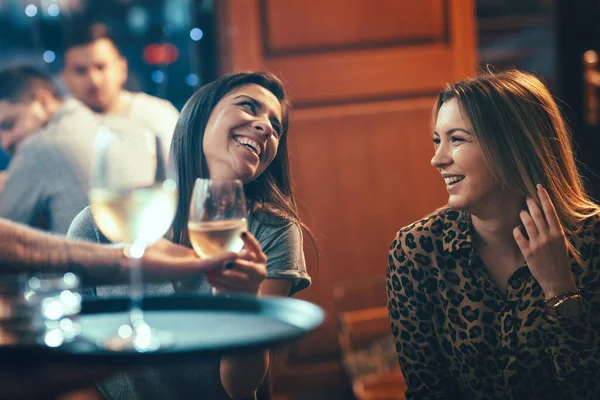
<box><xmin>188</xmin><ymin>179</ymin><xmax>247</xmax><ymax>259</ymax></box>
<box><xmin>89</xmin><ymin>126</ymin><xmax>178</xmax><ymax>352</ymax></box>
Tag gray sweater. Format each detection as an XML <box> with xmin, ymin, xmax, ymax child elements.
<box><xmin>0</xmin><ymin>97</ymin><xmax>175</xmax><ymax>234</ymax></box>
<box><xmin>67</xmin><ymin>206</ymin><xmax>311</xmax><ymax>400</ymax></box>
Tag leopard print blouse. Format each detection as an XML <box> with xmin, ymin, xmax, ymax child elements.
<box><xmin>387</xmin><ymin>208</ymin><xmax>600</xmax><ymax>400</ymax></box>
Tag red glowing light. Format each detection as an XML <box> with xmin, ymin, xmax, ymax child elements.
<box><xmin>143</xmin><ymin>44</ymin><xmax>179</xmax><ymax>65</ymax></box>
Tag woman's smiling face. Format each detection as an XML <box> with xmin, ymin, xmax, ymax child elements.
<box><xmin>431</xmin><ymin>98</ymin><xmax>499</xmax><ymax>212</ymax></box>
<box><xmin>202</xmin><ymin>83</ymin><xmax>283</xmax><ymax>183</ymax></box>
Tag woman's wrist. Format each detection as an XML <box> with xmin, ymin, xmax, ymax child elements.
<box><xmin>541</xmin><ymin>279</ymin><xmax>578</xmax><ymax>301</ymax></box>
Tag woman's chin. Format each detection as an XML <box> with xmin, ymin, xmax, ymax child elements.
<box><xmin>447</xmin><ymin>196</ymin><xmax>468</xmax><ymax>211</ymax></box>
<box><xmin>231</xmin><ymin>165</ymin><xmax>259</xmax><ymax>184</ymax></box>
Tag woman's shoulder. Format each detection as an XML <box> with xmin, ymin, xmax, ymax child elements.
<box><xmin>571</xmin><ymin>213</ymin><xmax>600</xmax><ymax>263</ymax></box>
<box><xmin>66</xmin><ymin>206</ymin><xmax>109</xmax><ymax>244</ymax></box>
<box><xmin>249</xmin><ymin>204</ymin><xmax>296</xmax><ymax>226</ymax></box>
<box><xmin>579</xmin><ymin>213</ymin><xmax>600</xmax><ymax>238</ymax></box>
<box><xmin>248</xmin><ymin>209</ymin><xmax>309</xmax><ymax>296</ymax></box>
<box><xmin>248</xmin><ymin>208</ymin><xmax>300</xmax><ymax>237</ymax></box>
<box><xmin>390</xmin><ymin>206</ymin><xmax>470</xmax><ymax>258</ymax></box>
<box><xmin>248</xmin><ymin>209</ymin><xmax>302</xmax><ymax>252</ymax></box>
<box><xmin>66</xmin><ymin>206</ymin><xmax>94</xmax><ymax>238</ymax></box>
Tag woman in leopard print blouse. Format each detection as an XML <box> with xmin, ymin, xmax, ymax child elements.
<box><xmin>387</xmin><ymin>70</ymin><xmax>600</xmax><ymax>400</ymax></box>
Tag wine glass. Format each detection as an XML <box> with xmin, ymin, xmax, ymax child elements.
<box><xmin>89</xmin><ymin>126</ymin><xmax>178</xmax><ymax>352</ymax></box>
<box><xmin>188</xmin><ymin>179</ymin><xmax>247</xmax><ymax>260</ymax></box>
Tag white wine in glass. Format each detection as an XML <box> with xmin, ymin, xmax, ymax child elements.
<box><xmin>188</xmin><ymin>219</ymin><xmax>248</xmax><ymax>258</ymax></box>
<box><xmin>89</xmin><ymin>126</ymin><xmax>178</xmax><ymax>352</ymax></box>
<box><xmin>188</xmin><ymin>179</ymin><xmax>247</xmax><ymax>259</ymax></box>
<box><xmin>89</xmin><ymin>182</ymin><xmax>177</xmax><ymax>245</ymax></box>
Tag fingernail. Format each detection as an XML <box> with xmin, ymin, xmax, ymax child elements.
<box><xmin>537</xmin><ymin>184</ymin><xmax>542</xmax><ymax>190</ymax></box>
<box><xmin>240</xmin><ymin>231</ymin><xmax>247</xmax><ymax>239</ymax></box>
<box><xmin>223</xmin><ymin>261</ymin><xmax>235</xmax><ymax>270</ymax></box>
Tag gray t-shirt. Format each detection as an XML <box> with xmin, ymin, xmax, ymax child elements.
<box><xmin>66</xmin><ymin>206</ymin><xmax>311</xmax><ymax>400</ymax></box>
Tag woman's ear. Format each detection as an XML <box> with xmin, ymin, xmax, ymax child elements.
<box><xmin>119</xmin><ymin>56</ymin><xmax>128</xmax><ymax>86</ymax></box>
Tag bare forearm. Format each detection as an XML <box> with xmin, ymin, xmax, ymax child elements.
<box><xmin>220</xmin><ymin>351</ymin><xmax>269</xmax><ymax>399</ymax></box>
<box><xmin>218</xmin><ymin>280</ymin><xmax>290</xmax><ymax>398</ymax></box>
<box><xmin>0</xmin><ymin>218</ymin><xmax>125</xmax><ymax>284</ymax></box>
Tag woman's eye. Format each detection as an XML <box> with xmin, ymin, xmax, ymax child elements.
<box><xmin>432</xmin><ymin>137</ymin><xmax>440</xmax><ymax>145</ymax></box>
<box><xmin>274</xmin><ymin>128</ymin><xmax>281</xmax><ymax>138</ymax></box>
<box><xmin>451</xmin><ymin>136</ymin><xmax>465</xmax><ymax>143</ymax></box>
<box><xmin>239</xmin><ymin>101</ymin><xmax>256</xmax><ymax>114</ymax></box>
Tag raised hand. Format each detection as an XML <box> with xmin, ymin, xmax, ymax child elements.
<box><xmin>513</xmin><ymin>184</ymin><xmax>577</xmax><ymax>299</ymax></box>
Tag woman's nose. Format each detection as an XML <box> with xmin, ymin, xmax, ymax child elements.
<box><xmin>252</xmin><ymin>119</ymin><xmax>272</xmax><ymax>138</ymax></box>
<box><xmin>431</xmin><ymin>145</ymin><xmax>450</xmax><ymax>168</ymax></box>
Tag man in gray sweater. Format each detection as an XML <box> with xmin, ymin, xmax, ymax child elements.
<box><xmin>0</xmin><ymin>66</ymin><xmax>164</xmax><ymax>234</ymax></box>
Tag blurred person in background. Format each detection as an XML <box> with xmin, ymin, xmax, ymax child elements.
<box><xmin>0</xmin><ymin>66</ymin><xmax>55</xmax><ymax>194</ymax></box>
<box><xmin>61</xmin><ymin>21</ymin><xmax>179</xmax><ymax>146</ymax></box>
<box><xmin>0</xmin><ymin>65</ymin><xmax>72</xmax><ymax>231</ymax></box>
<box><xmin>0</xmin><ymin>65</ymin><xmax>58</xmax><ymax>192</ymax></box>
<box><xmin>0</xmin><ymin>65</ymin><xmax>162</xmax><ymax>234</ymax></box>
<box><xmin>0</xmin><ymin>66</ymin><xmax>60</xmax><ymax>157</ymax></box>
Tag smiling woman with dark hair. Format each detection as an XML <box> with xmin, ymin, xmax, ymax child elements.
<box><xmin>67</xmin><ymin>71</ymin><xmax>313</xmax><ymax>400</ymax></box>
<box><xmin>170</xmin><ymin>71</ymin><xmax>311</xmax><ymax>250</ymax></box>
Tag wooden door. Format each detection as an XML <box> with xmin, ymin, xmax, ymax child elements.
<box><xmin>216</xmin><ymin>1</ymin><xmax>477</xmax><ymax>397</ymax></box>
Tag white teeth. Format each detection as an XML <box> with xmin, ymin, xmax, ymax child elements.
<box><xmin>233</xmin><ymin>136</ymin><xmax>261</xmax><ymax>156</ymax></box>
<box><xmin>444</xmin><ymin>176</ymin><xmax>464</xmax><ymax>185</ymax></box>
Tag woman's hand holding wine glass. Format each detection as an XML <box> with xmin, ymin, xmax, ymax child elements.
<box><xmin>205</xmin><ymin>231</ymin><xmax>267</xmax><ymax>295</ymax></box>
<box><xmin>188</xmin><ymin>178</ymin><xmax>267</xmax><ymax>295</ymax></box>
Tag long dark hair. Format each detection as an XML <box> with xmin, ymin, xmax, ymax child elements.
<box><xmin>170</xmin><ymin>71</ymin><xmax>315</xmax><ymax>250</ymax></box>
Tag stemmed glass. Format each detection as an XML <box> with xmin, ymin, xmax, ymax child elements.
<box><xmin>89</xmin><ymin>126</ymin><xmax>178</xmax><ymax>352</ymax></box>
<box><xmin>187</xmin><ymin>179</ymin><xmax>247</xmax><ymax>260</ymax></box>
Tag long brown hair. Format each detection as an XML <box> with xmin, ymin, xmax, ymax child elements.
<box><xmin>433</xmin><ymin>69</ymin><xmax>600</xmax><ymax>264</ymax></box>
<box><xmin>169</xmin><ymin>71</ymin><xmax>316</xmax><ymax>251</ymax></box>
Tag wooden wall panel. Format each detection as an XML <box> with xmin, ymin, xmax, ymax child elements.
<box><xmin>263</xmin><ymin>0</ymin><xmax>446</xmax><ymax>52</ymax></box>
<box><xmin>283</xmin><ymin>99</ymin><xmax>448</xmax><ymax>360</ymax></box>
<box><xmin>267</xmin><ymin>46</ymin><xmax>454</xmax><ymax>106</ymax></box>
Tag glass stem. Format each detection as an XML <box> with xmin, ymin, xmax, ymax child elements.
<box><xmin>125</xmin><ymin>241</ymin><xmax>147</xmax><ymax>328</ymax></box>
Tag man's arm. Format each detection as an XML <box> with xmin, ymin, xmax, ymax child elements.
<box><xmin>0</xmin><ymin>217</ymin><xmax>123</xmax><ymax>282</ymax></box>
<box><xmin>0</xmin><ymin>218</ymin><xmax>235</xmax><ymax>285</ymax></box>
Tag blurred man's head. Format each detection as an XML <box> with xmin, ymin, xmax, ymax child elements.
<box><xmin>0</xmin><ymin>66</ymin><xmax>62</xmax><ymax>155</ymax></box>
<box><xmin>62</xmin><ymin>23</ymin><xmax>127</xmax><ymax>114</ymax></box>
